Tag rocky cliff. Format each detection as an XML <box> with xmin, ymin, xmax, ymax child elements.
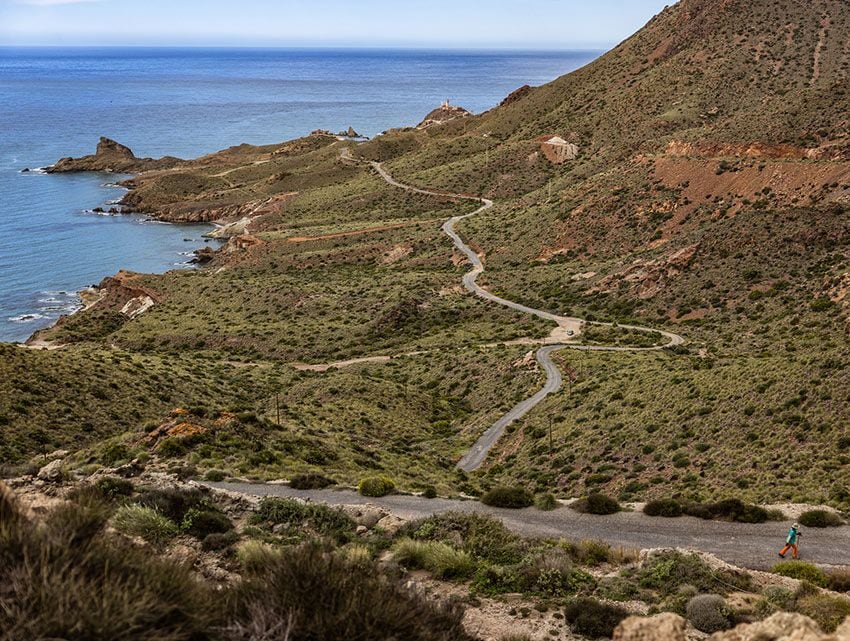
<box><xmin>48</xmin><ymin>137</ymin><xmax>183</xmax><ymax>174</ymax></box>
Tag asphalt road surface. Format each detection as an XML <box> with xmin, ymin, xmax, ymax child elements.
<box><xmin>208</xmin><ymin>482</ymin><xmax>850</xmax><ymax>571</ymax></box>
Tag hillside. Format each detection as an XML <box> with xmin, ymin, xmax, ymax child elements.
<box><xmin>4</xmin><ymin>0</ymin><xmax>850</xmax><ymax>509</ymax></box>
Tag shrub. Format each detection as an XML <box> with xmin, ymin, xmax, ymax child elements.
<box><xmin>640</xmin><ymin>551</ymin><xmax>752</xmax><ymax>596</ymax></box>
<box><xmin>573</xmin><ymin>493</ymin><xmax>620</xmax><ymax>515</ymax></box>
<box><xmin>1</xmin><ymin>489</ymin><xmax>216</xmax><ymax>640</ymax></box>
<box><xmin>204</xmin><ymin>469</ymin><xmax>227</xmax><ymax>482</ymax></box>
<box><xmin>201</xmin><ymin>530</ymin><xmax>239</xmax><ymax>551</ymax></box>
<box><xmin>290</xmin><ymin>473</ymin><xmax>335</xmax><ymax>490</ymax></box>
<box><xmin>828</xmin><ymin>569</ymin><xmax>850</xmax><ymax>593</ymax></box>
<box><xmin>358</xmin><ymin>476</ymin><xmax>396</xmax><ymax>497</ymax></box>
<box><xmin>682</xmin><ymin>498</ymin><xmax>768</xmax><ymax>523</ymax></box>
<box><xmin>136</xmin><ymin>486</ymin><xmax>209</xmax><ymax>522</ymax></box>
<box><xmin>644</xmin><ymin>499</ymin><xmax>683</xmax><ymax>517</ymax></box>
<box><xmin>156</xmin><ymin>437</ymin><xmax>188</xmax><ymax>457</ymax></box>
<box><xmin>564</xmin><ymin>597</ymin><xmax>629</xmax><ymax>638</ymax></box>
<box><xmin>422</xmin><ymin>485</ymin><xmax>438</xmax><ymax>499</ymax></box>
<box><xmin>535</xmin><ymin>493</ymin><xmax>559</xmax><ymax>511</ymax></box>
<box><xmin>773</xmin><ymin>561</ymin><xmax>827</xmax><ymax>587</ymax></box>
<box><xmin>112</xmin><ymin>505</ymin><xmax>178</xmax><ymax>546</ymax></box>
<box><xmin>392</xmin><ymin>539</ymin><xmax>476</xmax><ymax>580</ymax></box>
<box><xmin>686</xmin><ymin>594</ymin><xmax>731</xmax><ymax>633</ymax></box>
<box><xmin>800</xmin><ymin>510</ymin><xmax>843</xmax><ymax>528</ymax></box>
<box><xmin>231</xmin><ymin>543</ymin><xmax>474</xmax><ymax>641</ymax></box>
<box><xmin>480</xmin><ymin>486</ymin><xmax>533</xmax><ymax>509</ymax></box>
<box><xmin>99</xmin><ymin>441</ymin><xmax>130</xmax><ymax>465</ymax></box>
<box><xmin>181</xmin><ymin>508</ymin><xmax>233</xmax><ymax>539</ymax></box>
<box><xmin>251</xmin><ymin>497</ymin><xmax>354</xmax><ymax>543</ymax></box>
<box><xmin>795</xmin><ymin>592</ymin><xmax>850</xmax><ymax>633</ymax></box>
<box><xmin>94</xmin><ymin>476</ymin><xmax>134</xmax><ymax>500</ymax></box>
<box><xmin>236</xmin><ymin>539</ymin><xmax>282</xmax><ymax>573</ymax></box>
<box><xmin>401</xmin><ymin>512</ymin><xmax>526</xmax><ymax>565</ymax></box>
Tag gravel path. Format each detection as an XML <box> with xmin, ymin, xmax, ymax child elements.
<box><xmin>208</xmin><ymin>482</ymin><xmax>850</xmax><ymax>570</ymax></box>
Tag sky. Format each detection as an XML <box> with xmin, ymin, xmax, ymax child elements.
<box><xmin>0</xmin><ymin>0</ymin><xmax>675</xmax><ymax>48</ymax></box>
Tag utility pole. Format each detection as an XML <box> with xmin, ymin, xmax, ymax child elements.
<box><xmin>549</xmin><ymin>416</ymin><xmax>553</xmax><ymax>455</ymax></box>
<box><xmin>275</xmin><ymin>393</ymin><xmax>280</xmax><ymax>426</ymax></box>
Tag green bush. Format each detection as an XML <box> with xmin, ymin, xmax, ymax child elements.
<box><xmin>686</xmin><ymin>594</ymin><xmax>731</xmax><ymax>633</ymax></box>
<box><xmin>251</xmin><ymin>497</ymin><xmax>354</xmax><ymax>543</ymax></box>
<box><xmin>203</xmin><ymin>469</ymin><xmax>227</xmax><ymax>482</ymax></box>
<box><xmin>112</xmin><ymin>505</ymin><xmax>178</xmax><ymax>547</ymax></box>
<box><xmin>827</xmin><ymin>569</ymin><xmax>850</xmax><ymax>593</ymax></box>
<box><xmin>422</xmin><ymin>485</ymin><xmax>438</xmax><ymax>499</ymax></box>
<box><xmin>535</xmin><ymin>493</ymin><xmax>559</xmax><ymax>511</ymax></box>
<box><xmin>640</xmin><ymin>551</ymin><xmax>752</xmax><ymax>596</ymax></box>
<box><xmin>358</xmin><ymin>476</ymin><xmax>396</xmax><ymax>497</ymax></box>
<box><xmin>401</xmin><ymin>512</ymin><xmax>526</xmax><ymax>565</ymax></box>
<box><xmin>181</xmin><ymin>508</ymin><xmax>233</xmax><ymax>539</ymax></box>
<box><xmin>201</xmin><ymin>530</ymin><xmax>239</xmax><ymax>551</ymax></box>
<box><xmin>481</xmin><ymin>486</ymin><xmax>533</xmax><ymax>509</ymax></box>
<box><xmin>799</xmin><ymin>510</ymin><xmax>843</xmax><ymax>528</ymax></box>
<box><xmin>644</xmin><ymin>498</ymin><xmax>683</xmax><ymax>517</ymax></box>
<box><xmin>573</xmin><ymin>493</ymin><xmax>620</xmax><ymax>515</ymax></box>
<box><xmin>156</xmin><ymin>437</ymin><xmax>189</xmax><ymax>457</ymax></box>
<box><xmin>564</xmin><ymin>597</ymin><xmax>629</xmax><ymax>638</ymax></box>
<box><xmin>136</xmin><ymin>487</ymin><xmax>209</xmax><ymax>522</ymax></box>
<box><xmin>392</xmin><ymin>539</ymin><xmax>476</xmax><ymax>580</ymax></box>
<box><xmin>94</xmin><ymin>476</ymin><xmax>134</xmax><ymax>500</ymax></box>
<box><xmin>290</xmin><ymin>472</ymin><xmax>336</xmax><ymax>490</ymax></box>
<box><xmin>795</xmin><ymin>592</ymin><xmax>850</xmax><ymax>633</ymax></box>
<box><xmin>773</xmin><ymin>561</ymin><xmax>828</xmax><ymax>587</ymax></box>
<box><xmin>682</xmin><ymin>498</ymin><xmax>768</xmax><ymax>523</ymax></box>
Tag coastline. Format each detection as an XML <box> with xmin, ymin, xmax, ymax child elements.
<box><xmin>10</xmin><ymin>166</ymin><xmax>219</xmax><ymax>346</ymax></box>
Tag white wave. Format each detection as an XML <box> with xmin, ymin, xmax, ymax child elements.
<box><xmin>8</xmin><ymin>313</ymin><xmax>46</xmax><ymax>323</ymax></box>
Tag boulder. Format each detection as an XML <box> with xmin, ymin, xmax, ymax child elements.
<box><xmin>113</xmin><ymin>458</ymin><xmax>145</xmax><ymax>478</ymax></box>
<box><xmin>710</xmin><ymin>613</ymin><xmax>829</xmax><ymax>641</ymax></box>
<box><xmin>614</xmin><ymin>613</ymin><xmax>688</xmax><ymax>641</ymax></box>
<box><xmin>375</xmin><ymin>514</ymin><xmax>407</xmax><ymax>535</ymax></box>
<box><xmin>37</xmin><ymin>459</ymin><xmax>66</xmax><ymax>483</ymax></box>
<box><xmin>340</xmin><ymin>504</ymin><xmax>386</xmax><ymax>529</ymax></box>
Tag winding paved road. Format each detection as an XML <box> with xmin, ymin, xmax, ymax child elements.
<box><xmin>364</xmin><ymin>155</ymin><xmax>683</xmax><ymax>471</ymax></box>
<box><xmin>206</xmin><ymin>482</ymin><xmax>850</xmax><ymax>571</ymax></box>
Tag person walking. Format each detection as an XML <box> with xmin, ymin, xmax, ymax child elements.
<box><xmin>779</xmin><ymin>523</ymin><xmax>802</xmax><ymax>559</ymax></box>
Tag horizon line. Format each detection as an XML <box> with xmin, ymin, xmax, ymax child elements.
<box><xmin>0</xmin><ymin>43</ymin><xmax>612</xmax><ymax>52</ymax></box>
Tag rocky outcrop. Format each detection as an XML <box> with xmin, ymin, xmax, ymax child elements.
<box><xmin>500</xmin><ymin>84</ymin><xmax>533</xmax><ymax>107</ymax></box>
<box><xmin>664</xmin><ymin>140</ymin><xmax>850</xmax><ymax>161</ymax></box>
<box><xmin>615</xmin><ymin>612</ymin><xmax>850</xmax><ymax>641</ymax></box>
<box><xmin>538</xmin><ymin>135</ymin><xmax>580</xmax><ymax>164</ymax></box>
<box><xmin>614</xmin><ymin>613</ymin><xmax>689</xmax><ymax>641</ymax></box>
<box><xmin>590</xmin><ymin>243</ymin><xmax>700</xmax><ymax>299</ymax></box>
<box><xmin>417</xmin><ymin>101</ymin><xmax>472</xmax><ymax>129</ymax></box>
<box><xmin>49</xmin><ymin>137</ymin><xmax>182</xmax><ymax>174</ymax></box>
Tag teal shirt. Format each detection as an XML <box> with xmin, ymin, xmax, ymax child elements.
<box><xmin>787</xmin><ymin>527</ymin><xmax>799</xmax><ymax>544</ymax></box>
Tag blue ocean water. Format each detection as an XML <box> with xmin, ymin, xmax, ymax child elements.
<box><xmin>0</xmin><ymin>47</ymin><xmax>600</xmax><ymax>342</ymax></box>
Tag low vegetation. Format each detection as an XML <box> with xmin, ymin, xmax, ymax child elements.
<box><xmin>480</xmin><ymin>486</ymin><xmax>533</xmax><ymax>509</ymax></box>
<box><xmin>572</xmin><ymin>493</ymin><xmax>620</xmax><ymax>515</ymax></box>
<box><xmin>358</xmin><ymin>476</ymin><xmax>396</xmax><ymax>497</ymax></box>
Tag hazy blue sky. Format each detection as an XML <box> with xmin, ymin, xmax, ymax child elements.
<box><xmin>0</xmin><ymin>0</ymin><xmax>674</xmax><ymax>48</ymax></box>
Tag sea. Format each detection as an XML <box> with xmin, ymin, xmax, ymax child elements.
<box><xmin>0</xmin><ymin>47</ymin><xmax>600</xmax><ymax>342</ymax></box>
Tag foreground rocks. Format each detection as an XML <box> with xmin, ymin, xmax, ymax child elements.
<box><xmin>615</xmin><ymin>612</ymin><xmax>850</xmax><ymax>641</ymax></box>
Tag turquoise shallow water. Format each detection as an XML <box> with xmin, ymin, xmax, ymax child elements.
<box><xmin>0</xmin><ymin>47</ymin><xmax>600</xmax><ymax>342</ymax></box>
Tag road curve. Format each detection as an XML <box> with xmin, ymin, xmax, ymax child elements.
<box><xmin>457</xmin><ymin>345</ymin><xmax>565</xmax><ymax>472</ymax></box>
<box><xmin>205</xmin><ymin>482</ymin><xmax>850</xmax><ymax>571</ymax></box>
<box><xmin>360</xmin><ymin>153</ymin><xmax>684</xmax><ymax>470</ymax></box>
